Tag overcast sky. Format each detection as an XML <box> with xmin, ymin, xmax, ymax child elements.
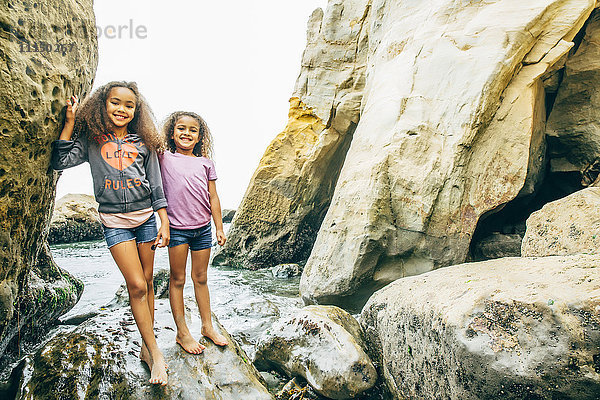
<box><xmin>56</xmin><ymin>0</ymin><xmax>327</xmax><ymax>209</ymax></box>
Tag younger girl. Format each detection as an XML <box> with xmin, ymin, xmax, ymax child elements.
<box><xmin>51</xmin><ymin>81</ymin><xmax>169</xmax><ymax>385</ymax></box>
<box><xmin>159</xmin><ymin>111</ymin><xmax>228</xmax><ymax>354</ymax></box>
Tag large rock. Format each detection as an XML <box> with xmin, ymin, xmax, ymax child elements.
<box><xmin>471</xmin><ymin>232</ymin><xmax>523</xmax><ymax>261</ymax></box>
<box><xmin>254</xmin><ymin>305</ymin><xmax>377</xmax><ymax>399</ymax></box>
<box><xmin>0</xmin><ymin>0</ymin><xmax>97</xmax><ymax>360</ymax></box>
<box><xmin>546</xmin><ymin>9</ymin><xmax>600</xmax><ymax>172</ymax></box>
<box><xmin>213</xmin><ymin>0</ymin><xmax>370</xmax><ymax>269</ymax></box>
<box><xmin>361</xmin><ymin>254</ymin><xmax>600</xmax><ymax>400</ymax></box>
<box><xmin>522</xmin><ymin>187</ymin><xmax>600</xmax><ymax>256</ymax></box>
<box><xmin>48</xmin><ymin>193</ymin><xmax>103</xmax><ymax>244</ymax></box>
<box><xmin>16</xmin><ymin>299</ymin><xmax>273</xmax><ymax>400</ymax></box>
<box><xmin>301</xmin><ymin>0</ymin><xmax>596</xmax><ymax>307</ymax></box>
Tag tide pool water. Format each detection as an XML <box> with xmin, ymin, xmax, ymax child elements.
<box><xmin>51</xmin><ymin>239</ymin><xmax>302</xmax><ymax>358</ymax></box>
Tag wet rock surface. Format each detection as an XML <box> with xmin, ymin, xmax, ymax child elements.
<box><xmin>16</xmin><ymin>299</ymin><xmax>272</xmax><ymax>400</ymax></box>
<box><xmin>522</xmin><ymin>187</ymin><xmax>600</xmax><ymax>257</ymax></box>
<box><xmin>271</xmin><ymin>263</ymin><xmax>302</xmax><ymax>278</ymax></box>
<box><xmin>48</xmin><ymin>194</ymin><xmax>102</xmax><ymax>244</ymax></box>
<box><xmin>255</xmin><ymin>305</ymin><xmax>377</xmax><ymax>399</ymax></box>
<box><xmin>361</xmin><ymin>254</ymin><xmax>600</xmax><ymax>400</ymax></box>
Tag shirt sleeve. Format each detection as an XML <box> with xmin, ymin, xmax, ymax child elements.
<box><xmin>208</xmin><ymin>159</ymin><xmax>218</xmax><ymax>181</ymax></box>
<box><xmin>145</xmin><ymin>150</ymin><xmax>168</xmax><ymax>211</ymax></box>
<box><xmin>51</xmin><ymin>137</ymin><xmax>89</xmax><ymax>170</ymax></box>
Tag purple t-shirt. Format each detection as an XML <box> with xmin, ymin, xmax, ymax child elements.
<box><xmin>159</xmin><ymin>151</ymin><xmax>217</xmax><ymax>229</ymax></box>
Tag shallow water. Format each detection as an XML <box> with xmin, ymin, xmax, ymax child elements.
<box><xmin>52</xmin><ymin>238</ymin><xmax>303</xmax><ymax>358</ymax></box>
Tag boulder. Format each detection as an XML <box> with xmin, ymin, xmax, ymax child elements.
<box><xmin>522</xmin><ymin>187</ymin><xmax>600</xmax><ymax>257</ymax></box>
<box><xmin>361</xmin><ymin>254</ymin><xmax>600</xmax><ymax>400</ymax></box>
<box><xmin>0</xmin><ymin>0</ymin><xmax>97</xmax><ymax>361</ymax></box>
<box><xmin>16</xmin><ymin>299</ymin><xmax>273</xmax><ymax>400</ymax></box>
<box><xmin>301</xmin><ymin>0</ymin><xmax>596</xmax><ymax>307</ymax></box>
<box><xmin>254</xmin><ymin>305</ymin><xmax>377</xmax><ymax>399</ymax></box>
<box><xmin>222</xmin><ymin>209</ymin><xmax>236</xmax><ymax>223</ymax></box>
<box><xmin>48</xmin><ymin>193</ymin><xmax>102</xmax><ymax>244</ymax></box>
<box><xmin>213</xmin><ymin>0</ymin><xmax>370</xmax><ymax>269</ymax></box>
<box><xmin>471</xmin><ymin>233</ymin><xmax>522</xmax><ymax>261</ymax></box>
<box><xmin>546</xmin><ymin>9</ymin><xmax>600</xmax><ymax>172</ymax></box>
<box><xmin>271</xmin><ymin>263</ymin><xmax>302</xmax><ymax>279</ymax></box>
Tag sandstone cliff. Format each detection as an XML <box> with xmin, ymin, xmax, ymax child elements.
<box><xmin>216</xmin><ymin>0</ymin><xmax>600</xmax><ymax>308</ymax></box>
<box><xmin>213</xmin><ymin>1</ymin><xmax>370</xmax><ymax>269</ymax></box>
<box><xmin>0</xmin><ymin>0</ymin><xmax>97</xmax><ymax>361</ymax></box>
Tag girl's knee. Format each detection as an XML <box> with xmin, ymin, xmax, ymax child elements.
<box><xmin>170</xmin><ymin>274</ymin><xmax>185</xmax><ymax>289</ymax></box>
<box><xmin>127</xmin><ymin>280</ymin><xmax>148</xmax><ymax>300</ymax></box>
<box><xmin>191</xmin><ymin>272</ymin><xmax>207</xmax><ymax>286</ymax></box>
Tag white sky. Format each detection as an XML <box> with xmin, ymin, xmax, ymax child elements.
<box><xmin>55</xmin><ymin>0</ymin><xmax>327</xmax><ymax>209</ymax></box>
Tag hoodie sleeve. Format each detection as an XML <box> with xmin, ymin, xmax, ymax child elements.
<box><xmin>145</xmin><ymin>150</ymin><xmax>168</xmax><ymax>211</ymax></box>
<box><xmin>51</xmin><ymin>137</ymin><xmax>89</xmax><ymax>170</ymax></box>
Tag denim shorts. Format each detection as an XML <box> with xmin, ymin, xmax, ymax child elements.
<box><xmin>102</xmin><ymin>213</ymin><xmax>157</xmax><ymax>248</ymax></box>
<box><xmin>169</xmin><ymin>223</ymin><xmax>212</xmax><ymax>251</ymax></box>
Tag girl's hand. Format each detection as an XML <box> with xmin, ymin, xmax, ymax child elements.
<box><xmin>65</xmin><ymin>95</ymin><xmax>79</xmax><ymax>123</ymax></box>
<box><xmin>155</xmin><ymin>223</ymin><xmax>170</xmax><ymax>248</ymax></box>
<box><xmin>216</xmin><ymin>230</ymin><xmax>226</xmax><ymax>246</ymax></box>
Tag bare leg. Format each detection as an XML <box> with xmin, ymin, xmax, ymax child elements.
<box><xmin>191</xmin><ymin>248</ymin><xmax>228</xmax><ymax>346</ymax></box>
<box><xmin>168</xmin><ymin>244</ymin><xmax>205</xmax><ymax>354</ymax></box>
<box><xmin>110</xmin><ymin>240</ymin><xmax>167</xmax><ymax>385</ymax></box>
<box><xmin>137</xmin><ymin>241</ymin><xmax>156</xmax><ymax>366</ymax></box>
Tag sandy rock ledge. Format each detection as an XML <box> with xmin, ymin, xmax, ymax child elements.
<box><xmin>361</xmin><ymin>254</ymin><xmax>600</xmax><ymax>400</ymax></box>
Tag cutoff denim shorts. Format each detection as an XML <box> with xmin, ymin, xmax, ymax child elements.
<box><xmin>168</xmin><ymin>223</ymin><xmax>212</xmax><ymax>251</ymax></box>
<box><xmin>102</xmin><ymin>213</ymin><xmax>157</xmax><ymax>248</ymax></box>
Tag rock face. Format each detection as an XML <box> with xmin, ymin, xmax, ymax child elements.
<box><xmin>222</xmin><ymin>209</ymin><xmax>236</xmax><ymax>223</ymax></box>
<box><xmin>16</xmin><ymin>299</ymin><xmax>273</xmax><ymax>400</ymax></box>
<box><xmin>361</xmin><ymin>255</ymin><xmax>600</xmax><ymax>400</ymax></box>
<box><xmin>300</xmin><ymin>0</ymin><xmax>597</xmax><ymax>306</ymax></box>
<box><xmin>254</xmin><ymin>305</ymin><xmax>377</xmax><ymax>399</ymax></box>
<box><xmin>546</xmin><ymin>9</ymin><xmax>600</xmax><ymax>173</ymax></box>
<box><xmin>0</xmin><ymin>0</ymin><xmax>97</xmax><ymax>360</ymax></box>
<box><xmin>471</xmin><ymin>233</ymin><xmax>523</xmax><ymax>261</ymax></box>
<box><xmin>522</xmin><ymin>187</ymin><xmax>600</xmax><ymax>257</ymax></box>
<box><xmin>213</xmin><ymin>1</ymin><xmax>370</xmax><ymax>269</ymax></box>
<box><xmin>47</xmin><ymin>193</ymin><xmax>102</xmax><ymax>244</ymax></box>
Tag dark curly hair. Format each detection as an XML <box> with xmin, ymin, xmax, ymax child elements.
<box><xmin>73</xmin><ymin>81</ymin><xmax>162</xmax><ymax>151</ymax></box>
<box><xmin>162</xmin><ymin>111</ymin><xmax>213</xmax><ymax>158</ymax></box>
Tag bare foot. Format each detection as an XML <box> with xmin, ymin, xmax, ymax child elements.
<box><xmin>176</xmin><ymin>332</ymin><xmax>205</xmax><ymax>354</ymax></box>
<box><xmin>139</xmin><ymin>343</ymin><xmax>151</xmax><ymax>368</ymax></box>
<box><xmin>202</xmin><ymin>326</ymin><xmax>228</xmax><ymax>346</ymax></box>
<box><xmin>149</xmin><ymin>353</ymin><xmax>168</xmax><ymax>386</ymax></box>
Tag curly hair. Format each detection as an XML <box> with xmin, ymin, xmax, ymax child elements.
<box><xmin>73</xmin><ymin>81</ymin><xmax>162</xmax><ymax>151</ymax></box>
<box><xmin>161</xmin><ymin>111</ymin><xmax>213</xmax><ymax>158</ymax></box>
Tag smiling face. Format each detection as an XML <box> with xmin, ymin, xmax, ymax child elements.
<box><xmin>172</xmin><ymin>115</ymin><xmax>202</xmax><ymax>155</ymax></box>
<box><xmin>105</xmin><ymin>86</ymin><xmax>137</xmax><ymax>130</ymax></box>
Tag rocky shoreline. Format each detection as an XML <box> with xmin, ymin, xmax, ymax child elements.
<box><xmin>47</xmin><ymin>194</ymin><xmax>103</xmax><ymax>244</ymax></box>
<box><xmin>2</xmin><ymin>0</ymin><xmax>600</xmax><ymax>399</ymax></box>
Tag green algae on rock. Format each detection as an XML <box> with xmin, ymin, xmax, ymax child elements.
<box><xmin>16</xmin><ymin>299</ymin><xmax>273</xmax><ymax>400</ymax></box>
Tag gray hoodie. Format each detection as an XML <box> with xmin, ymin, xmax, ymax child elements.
<box><xmin>51</xmin><ymin>132</ymin><xmax>167</xmax><ymax>213</ymax></box>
